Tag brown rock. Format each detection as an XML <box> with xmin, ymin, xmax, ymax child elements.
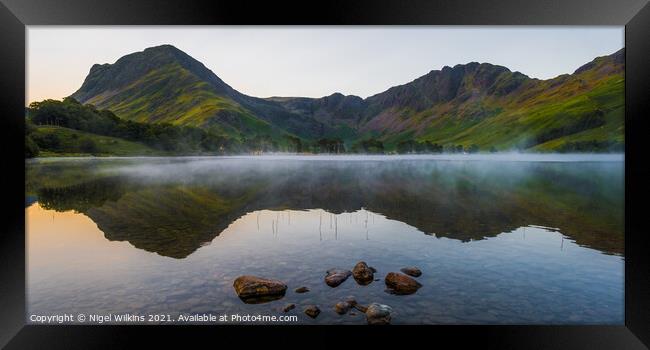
<box><xmin>324</xmin><ymin>268</ymin><xmax>352</xmax><ymax>287</ymax></box>
<box><xmin>352</xmin><ymin>261</ymin><xmax>374</xmax><ymax>285</ymax></box>
<box><xmin>304</xmin><ymin>305</ymin><xmax>321</xmax><ymax>318</ymax></box>
<box><xmin>334</xmin><ymin>301</ymin><xmax>351</xmax><ymax>315</ymax></box>
<box><xmin>283</xmin><ymin>303</ymin><xmax>296</xmax><ymax>312</ymax></box>
<box><xmin>294</xmin><ymin>286</ymin><xmax>310</xmax><ymax>293</ymax></box>
<box><xmin>354</xmin><ymin>304</ymin><xmax>368</xmax><ymax>313</ymax></box>
<box><xmin>233</xmin><ymin>275</ymin><xmax>287</xmax><ymax>304</ymax></box>
<box><xmin>344</xmin><ymin>296</ymin><xmax>357</xmax><ymax>307</ymax></box>
<box><xmin>384</xmin><ymin>272</ymin><xmax>422</xmax><ymax>295</ymax></box>
<box><xmin>366</xmin><ymin>303</ymin><xmax>392</xmax><ymax>325</ymax></box>
<box><xmin>400</xmin><ymin>266</ymin><xmax>422</xmax><ymax>277</ymax></box>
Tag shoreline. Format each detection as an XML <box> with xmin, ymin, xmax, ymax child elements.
<box><xmin>26</xmin><ymin>153</ymin><xmax>625</xmax><ymax>163</ymax></box>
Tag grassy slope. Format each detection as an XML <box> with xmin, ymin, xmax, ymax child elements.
<box><xmin>70</xmin><ymin>48</ymin><xmax>623</xmax><ymax>152</ymax></box>
<box><xmin>85</xmin><ymin>63</ymin><xmax>279</xmax><ymax>137</ymax></box>
<box><xmin>33</xmin><ymin>126</ymin><xmax>161</xmax><ymax>156</ymax></box>
<box><xmin>449</xmin><ymin>75</ymin><xmax>622</xmax><ymax>150</ymax></box>
<box><xmin>380</xmin><ymin>54</ymin><xmax>624</xmax><ymax>152</ymax></box>
<box><xmin>87</xmin><ymin>64</ymin><xmax>234</xmax><ymax>125</ymax></box>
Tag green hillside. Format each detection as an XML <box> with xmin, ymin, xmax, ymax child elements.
<box><xmin>31</xmin><ymin>126</ymin><xmax>161</xmax><ymax>156</ymax></box>
<box><xmin>70</xmin><ymin>45</ymin><xmax>325</xmax><ymax>141</ymax></box>
<box><xmin>83</xmin><ymin>62</ymin><xmax>270</xmax><ymax>134</ymax></box>
<box><xmin>43</xmin><ymin>45</ymin><xmax>626</xmax><ymax>154</ymax></box>
<box><xmin>409</xmin><ymin>73</ymin><xmax>624</xmax><ymax>152</ymax></box>
<box><xmin>360</xmin><ymin>49</ymin><xmax>624</xmax><ymax>152</ymax></box>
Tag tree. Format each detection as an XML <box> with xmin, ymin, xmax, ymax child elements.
<box><xmin>396</xmin><ymin>140</ymin><xmax>417</xmax><ymax>154</ymax></box>
<box><xmin>25</xmin><ymin>118</ymin><xmax>41</xmax><ymax>158</ymax></box>
<box><xmin>356</xmin><ymin>138</ymin><xmax>384</xmax><ymax>154</ymax></box>
<box><xmin>443</xmin><ymin>144</ymin><xmax>456</xmax><ymax>153</ymax></box>
<box><xmin>423</xmin><ymin>141</ymin><xmax>443</xmax><ymax>153</ymax></box>
<box><xmin>200</xmin><ymin>131</ymin><xmax>228</xmax><ymax>154</ymax></box>
<box><xmin>33</xmin><ymin>133</ymin><xmax>61</xmax><ymax>150</ymax></box>
<box><xmin>79</xmin><ymin>138</ymin><xmax>99</xmax><ymax>154</ymax></box>
<box><xmin>316</xmin><ymin>138</ymin><xmax>345</xmax><ymax>153</ymax></box>
<box><xmin>25</xmin><ymin>136</ymin><xmax>40</xmax><ymax>158</ymax></box>
<box><xmin>27</xmin><ymin>97</ymin><xmax>244</xmax><ymax>155</ymax></box>
<box><xmin>286</xmin><ymin>135</ymin><xmax>303</xmax><ymax>153</ymax></box>
<box><xmin>62</xmin><ymin>96</ymin><xmax>81</xmax><ymax>105</ymax></box>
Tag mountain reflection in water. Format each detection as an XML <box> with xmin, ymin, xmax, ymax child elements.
<box><xmin>26</xmin><ymin>155</ymin><xmax>624</xmax><ymax>258</ymax></box>
<box><xmin>26</xmin><ymin>155</ymin><xmax>624</xmax><ymax>324</ymax></box>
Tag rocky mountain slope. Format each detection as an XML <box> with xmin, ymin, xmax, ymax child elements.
<box><xmin>70</xmin><ymin>45</ymin><xmax>624</xmax><ymax>151</ymax></box>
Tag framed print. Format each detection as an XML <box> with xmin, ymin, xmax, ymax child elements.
<box><xmin>1</xmin><ymin>0</ymin><xmax>649</xmax><ymax>348</ymax></box>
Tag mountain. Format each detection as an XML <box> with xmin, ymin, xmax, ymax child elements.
<box><xmin>267</xmin><ymin>93</ymin><xmax>366</xmax><ymax>130</ymax></box>
<box><xmin>70</xmin><ymin>45</ymin><xmax>624</xmax><ymax>151</ymax></box>
<box><xmin>358</xmin><ymin>48</ymin><xmax>624</xmax><ymax>151</ymax></box>
<box><xmin>71</xmin><ymin>45</ymin><xmax>326</xmax><ymax>141</ymax></box>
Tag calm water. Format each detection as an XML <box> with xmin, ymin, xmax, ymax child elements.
<box><xmin>25</xmin><ymin>154</ymin><xmax>624</xmax><ymax>324</ymax></box>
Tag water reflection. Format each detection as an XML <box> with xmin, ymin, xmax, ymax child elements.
<box><xmin>26</xmin><ymin>155</ymin><xmax>624</xmax><ymax>258</ymax></box>
<box><xmin>26</xmin><ymin>155</ymin><xmax>624</xmax><ymax>324</ymax></box>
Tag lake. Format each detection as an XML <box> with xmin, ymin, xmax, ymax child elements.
<box><xmin>25</xmin><ymin>154</ymin><xmax>625</xmax><ymax>324</ymax></box>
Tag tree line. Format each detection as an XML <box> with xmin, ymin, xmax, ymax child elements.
<box><xmin>27</xmin><ymin>97</ymin><xmax>238</xmax><ymax>155</ymax></box>
<box><xmin>26</xmin><ymin>98</ymin><xmax>314</xmax><ymax>157</ymax></box>
<box><xmin>24</xmin><ymin>97</ymin><xmax>491</xmax><ymax>158</ymax></box>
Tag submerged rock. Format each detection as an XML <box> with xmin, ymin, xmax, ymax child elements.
<box><xmin>369</xmin><ymin>266</ymin><xmax>377</xmax><ymax>273</ymax></box>
<box><xmin>304</xmin><ymin>305</ymin><xmax>321</xmax><ymax>318</ymax></box>
<box><xmin>354</xmin><ymin>304</ymin><xmax>368</xmax><ymax>313</ymax></box>
<box><xmin>384</xmin><ymin>272</ymin><xmax>422</xmax><ymax>295</ymax></box>
<box><xmin>344</xmin><ymin>296</ymin><xmax>358</xmax><ymax>307</ymax></box>
<box><xmin>283</xmin><ymin>303</ymin><xmax>296</xmax><ymax>312</ymax></box>
<box><xmin>365</xmin><ymin>303</ymin><xmax>392</xmax><ymax>325</ymax></box>
<box><xmin>400</xmin><ymin>266</ymin><xmax>422</xmax><ymax>277</ymax></box>
<box><xmin>294</xmin><ymin>286</ymin><xmax>310</xmax><ymax>293</ymax></box>
<box><xmin>334</xmin><ymin>301</ymin><xmax>351</xmax><ymax>315</ymax></box>
<box><xmin>325</xmin><ymin>268</ymin><xmax>352</xmax><ymax>287</ymax></box>
<box><xmin>352</xmin><ymin>261</ymin><xmax>374</xmax><ymax>285</ymax></box>
<box><xmin>233</xmin><ymin>275</ymin><xmax>287</xmax><ymax>304</ymax></box>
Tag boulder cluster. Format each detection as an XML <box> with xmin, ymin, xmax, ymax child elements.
<box><xmin>232</xmin><ymin>262</ymin><xmax>423</xmax><ymax>325</ymax></box>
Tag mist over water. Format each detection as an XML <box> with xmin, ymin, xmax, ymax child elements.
<box><xmin>26</xmin><ymin>154</ymin><xmax>624</xmax><ymax>324</ymax></box>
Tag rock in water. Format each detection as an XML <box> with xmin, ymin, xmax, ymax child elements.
<box><xmin>294</xmin><ymin>286</ymin><xmax>310</xmax><ymax>293</ymax></box>
<box><xmin>352</xmin><ymin>261</ymin><xmax>374</xmax><ymax>285</ymax></box>
<box><xmin>334</xmin><ymin>301</ymin><xmax>351</xmax><ymax>315</ymax></box>
<box><xmin>283</xmin><ymin>303</ymin><xmax>296</xmax><ymax>312</ymax></box>
<box><xmin>344</xmin><ymin>296</ymin><xmax>358</xmax><ymax>307</ymax></box>
<box><xmin>384</xmin><ymin>272</ymin><xmax>422</xmax><ymax>295</ymax></box>
<box><xmin>233</xmin><ymin>275</ymin><xmax>287</xmax><ymax>304</ymax></box>
<box><xmin>400</xmin><ymin>266</ymin><xmax>422</xmax><ymax>277</ymax></box>
<box><xmin>354</xmin><ymin>304</ymin><xmax>368</xmax><ymax>313</ymax></box>
<box><xmin>324</xmin><ymin>269</ymin><xmax>352</xmax><ymax>287</ymax></box>
<box><xmin>366</xmin><ymin>303</ymin><xmax>392</xmax><ymax>325</ymax></box>
<box><xmin>304</xmin><ymin>305</ymin><xmax>321</xmax><ymax>318</ymax></box>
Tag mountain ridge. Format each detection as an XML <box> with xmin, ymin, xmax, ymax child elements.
<box><xmin>70</xmin><ymin>45</ymin><xmax>624</xmax><ymax>152</ymax></box>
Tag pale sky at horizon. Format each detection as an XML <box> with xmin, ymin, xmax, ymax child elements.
<box><xmin>27</xmin><ymin>26</ymin><xmax>624</xmax><ymax>104</ymax></box>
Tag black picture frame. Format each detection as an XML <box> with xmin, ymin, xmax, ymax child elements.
<box><xmin>1</xmin><ymin>0</ymin><xmax>649</xmax><ymax>348</ymax></box>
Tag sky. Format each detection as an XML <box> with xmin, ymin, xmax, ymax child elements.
<box><xmin>27</xmin><ymin>26</ymin><xmax>623</xmax><ymax>104</ymax></box>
